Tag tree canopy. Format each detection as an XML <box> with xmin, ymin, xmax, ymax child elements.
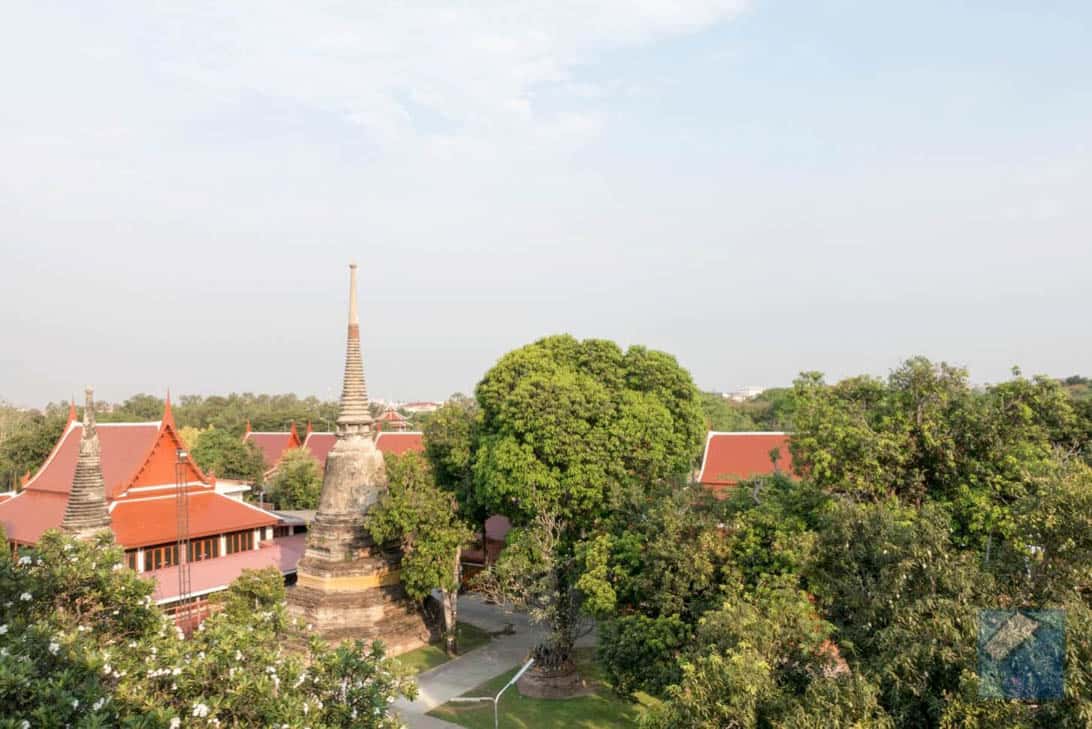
<box><xmin>471</xmin><ymin>334</ymin><xmax>705</xmax><ymax>677</ymax></box>
<box><xmin>190</xmin><ymin>427</ymin><xmax>267</xmax><ymax>485</ymax></box>
<box><xmin>0</xmin><ymin>529</ymin><xmax>415</xmax><ymax>728</ymax></box>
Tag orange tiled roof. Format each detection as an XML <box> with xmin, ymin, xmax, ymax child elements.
<box><xmin>376</xmin><ymin>431</ymin><xmax>424</xmax><ymax>456</ymax></box>
<box><xmin>0</xmin><ymin>490</ymin><xmax>70</xmax><ymax>544</ymax></box>
<box><xmin>244</xmin><ymin>431</ymin><xmax>300</xmax><ymax>469</ymax></box>
<box><xmin>111</xmin><ymin>490</ymin><xmax>277</xmax><ymax>548</ymax></box>
<box><xmin>302</xmin><ymin>431</ymin><xmax>424</xmax><ymax>470</ymax></box>
<box><xmin>23</xmin><ymin>422</ymin><xmax>160</xmax><ymax>496</ymax></box>
<box><xmin>698</xmin><ymin>432</ymin><xmax>793</xmax><ymax>487</ymax></box>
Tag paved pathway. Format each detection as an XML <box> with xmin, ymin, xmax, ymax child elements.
<box><xmin>393</xmin><ymin>595</ymin><xmax>542</xmax><ymax>728</ymax></box>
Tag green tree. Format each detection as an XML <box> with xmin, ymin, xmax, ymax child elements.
<box><xmin>698</xmin><ymin>391</ymin><xmax>756</xmax><ymax>431</ymax></box>
<box><xmin>0</xmin><ymin>529</ymin><xmax>415</xmax><ymax>728</ymax></box>
<box><xmin>423</xmin><ymin>394</ymin><xmax>487</xmax><ymax>534</ymax></box>
<box><xmin>190</xmin><ymin>426</ymin><xmax>266</xmax><ymax>485</ymax></box>
<box><xmin>268</xmin><ymin>447</ymin><xmax>323</xmax><ymax>509</ymax></box>
<box><xmin>0</xmin><ymin>411</ymin><xmax>66</xmax><ymax>490</ymax></box>
<box><xmin>790</xmin><ymin>358</ymin><xmax>1079</xmax><ymax>548</ymax></box>
<box><xmin>471</xmin><ymin>335</ymin><xmax>704</xmax><ymax>686</ymax></box>
<box><xmin>641</xmin><ymin>577</ymin><xmax>891</xmax><ymax>729</ymax></box>
<box><xmin>366</xmin><ymin>453</ymin><xmax>474</xmax><ymax>656</ymax></box>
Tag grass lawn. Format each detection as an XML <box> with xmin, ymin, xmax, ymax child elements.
<box><xmin>428</xmin><ymin>647</ymin><xmax>656</xmax><ymax>729</ymax></box>
<box><xmin>394</xmin><ymin>622</ymin><xmax>493</xmax><ymax>675</ymax></box>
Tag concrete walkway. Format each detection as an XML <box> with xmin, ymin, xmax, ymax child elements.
<box><xmin>393</xmin><ymin>595</ymin><xmax>543</xmax><ymax>728</ymax></box>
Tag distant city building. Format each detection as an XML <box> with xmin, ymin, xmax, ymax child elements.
<box><xmin>697</xmin><ymin>431</ymin><xmax>793</xmax><ymax>493</ymax></box>
<box><xmin>724</xmin><ymin>386</ymin><xmax>767</xmax><ymax>402</ymax></box>
<box><xmin>399</xmin><ymin>400</ymin><xmax>442</xmax><ymax>414</ymax></box>
<box><xmin>375</xmin><ymin>406</ymin><xmax>410</xmax><ymax>432</ymax></box>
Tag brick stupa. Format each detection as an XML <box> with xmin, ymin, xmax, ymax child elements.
<box><xmin>60</xmin><ymin>387</ymin><xmax>113</xmax><ymax>539</ymax></box>
<box><xmin>286</xmin><ymin>264</ymin><xmax>429</xmax><ymax>653</ymax></box>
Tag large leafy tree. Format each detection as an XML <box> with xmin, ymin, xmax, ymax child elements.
<box><xmin>0</xmin><ymin>411</ymin><xmax>66</xmax><ymax>491</ymax></box>
<box><xmin>366</xmin><ymin>452</ymin><xmax>474</xmax><ymax>656</ymax></box>
<box><xmin>0</xmin><ymin>530</ymin><xmax>415</xmax><ymax>728</ymax></box>
<box><xmin>190</xmin><ymin>426</ymin><xmax>267</xmax><ymax>485</ymax></box>
<box><xmin>790</xmin><ymin>358</ymin><xmax>1082</xmax><ymax>547</ymax></box>
<box><xmin>471</xmin><ymin>335</ymin><xmax>704</xmax><ymax>683</ymax></box>
<box><xmin>268</xmin><ymin>447</ymin><xmax>323</xmax><ymax>509</ymax></box>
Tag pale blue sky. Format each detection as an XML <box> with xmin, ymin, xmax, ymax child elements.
<box><xmin>1</xmin><ymin>2</ymin><xmax>1089</xmax><ymax>406</ymax></box>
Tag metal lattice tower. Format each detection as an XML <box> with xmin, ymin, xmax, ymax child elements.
<box><xmin>174</xmin><ymin>449</ymin><xmax>193</xmax><ymax>627</ymax></box>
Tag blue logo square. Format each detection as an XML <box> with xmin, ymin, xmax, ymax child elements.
<box><xmin>978</xmin><ymin>609</ymin><xmax>1065</xmax><ymax>701</ymax></box>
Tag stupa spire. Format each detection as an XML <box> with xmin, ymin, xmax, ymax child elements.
<box><xmin>61</xmin><ymin>387</ymin><xmax>112</xmax><ymax>539</ymax></box>
<box><xmin>336</xmin><ymin>263</ymin><xmax>373</xmax><ymax>432</ymax></box>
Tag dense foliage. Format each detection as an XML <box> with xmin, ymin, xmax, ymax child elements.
<box><xmin>366</xmin><ymin>452</ymin><xmax>474</xmax><ymax>655</ymax></box>
<box><xmin>471</xmin><ymin>335</ymin><xmax>705</xmax><ymax>672</ymax></box>
<box><xmin>0</xmin><ymin>530</ymin><xmax>415</xmax><ymax>728</ymax></box>
<box><xmin>268</xmin><ymin>446</ymin><xmax>324</xmax><ymax>509</ymax></box>
<box><xmin>588</xmin><ymin>358</ymin><xmax>1092</xmax><ymax>728</ymax></box>
<box><xmin>190</xmin><ymin>427</ymin><xmax>267</xmax><ymax>485</ymax></box>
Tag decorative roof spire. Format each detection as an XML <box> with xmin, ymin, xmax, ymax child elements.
<box><xmin>66</xmin><ymin>398</ymin><xmax>78</xmax><ymax>426</ymax></box>
<box><xmin>336</xmin><ymin>263</ymin><xmax>373</xmax><ymax>434</ymax></box>
<box><xmin>61</xmin><ymin>387</ymin><xmax>112</xmax><ymax>539</ymax></box>
<box><xmin>162</xmin><ymin>389</ymin><xmax>175</xmax><ymax>430</ymax></box>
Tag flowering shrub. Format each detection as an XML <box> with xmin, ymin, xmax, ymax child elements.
<box><xmin>0</xmin><ymin>529</ymin><xmax>416</xmax><ymax>728</ymax></box>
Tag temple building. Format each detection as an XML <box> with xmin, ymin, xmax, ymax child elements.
<box><xmin>287</xmin><ymin>264</ymin><xmax>430</xmax><ymax>653</ymax></box>
<box><xmin>244</xmin><ymin>420</ymin><xmax>303</xmax><ymax>476</ymax></box>
<box><xmin>375</xmin><ymin>406</ymin><xmax>410</xmax><ymax>432</ymax></box>
<box><xmin>697</xmin><ymin>431</ymin><xmax>794</xmax><ymax>493</ymax></box>
<box><xmin>0</xmin><ymin>389</ymin><xmax>306</xmax><ymax>619</ymax></box>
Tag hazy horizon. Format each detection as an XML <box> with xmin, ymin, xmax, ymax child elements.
<box><xmin>3</xmin><ymin>3</ymin><xmax>1090</xmax><ymax>407</ymax></box>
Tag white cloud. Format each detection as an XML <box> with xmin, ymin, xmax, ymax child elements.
<box><xmin>73</xmin><ymin>2</ymin><xmax>746</xmax><ymax>150</ymax></box>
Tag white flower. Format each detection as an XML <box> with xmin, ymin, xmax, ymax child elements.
<box><xmin>192</xmin><ymin>702</ymin><xmax>209</xmax><ymax>718</ymax></box>
<box><xmin>48</xmin><ymin>642</ymin><xmax>60</xmax><ymax>655</ymax></box>
<box><xmin>0</xmin><ymin>625</ymin><xmax>8</xmax><ymax>634</ymax></box>
<box><xmin>18</xmin><ymin>556</ymin><xmax>31</xmax><ymax>566</ymax></box>
<box><xmin>19</xmin><ymin>720</ymin><xmax>29</xmax><ymax>729</ymax></box>
<box><xmin>72</xmin><ymin>698</ymin><xmax>79</xmax><ymax>709</ymax></box>
<box><xmin>93</xmin><ymin>697</ymin><xmax>106</xmax><ymax>711</ymax></box>
<box><xmin>19</xmin><ymin>592</ymin><xmax>32</xmax><ymax>602</ymax></box>
<box><xmin>103</xmin><ymin>664</ymin><xmax>112</xmax><ymax>675</ymax></box>
<box><xmin>169</xmin><ymin>718</ymin><xmax>181</xmax><ymax>729</ymax></box>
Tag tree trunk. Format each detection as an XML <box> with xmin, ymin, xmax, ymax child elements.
<box><xmin>441</xmin><ymin>549</ymin><xmax>461</xmax><ymax>657</ymax></box>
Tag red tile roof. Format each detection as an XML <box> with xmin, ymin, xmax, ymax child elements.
<box><xmin>376</xmin><ymin>431</ymin><xmax>424</xmax><ymax>456</ymax></box>
<box><xmin>244</xmin><ymin>432</ymin><xmax>299</xmax><ymax>469</ymax></box>
<box><xmin>698</xmin><ymin>432</ymin><xmax>793</xmax><ymax>487</ymax></box>
<box><xmin>302</xmin><ymin>432</ymin><xmax>336</xmax><ymax>470</ymax></box>
<box><xmin>111</xmin><ymin>490</ymin><xmax>277</xmax><ymax>548</ymax></box>
<box><xmin>23</xmin><ymin>422</ymin><xmax>160</xmax><ymax>496</ymax></box>
<box><xmin>302</xmin><ymin>431</ymin><xmax>425</xmax><ymax>470</ymax></box>
<box><xmin>0</xmin><ymin>490</ymin><xmax>70</xmax><ymax>544</ymax></box>
<box><xmin>147</xmin><ymin>533</ymin><xmax>307</xmax><ymax>603</ymax></box>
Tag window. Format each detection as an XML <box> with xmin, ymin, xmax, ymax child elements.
<box><xmin>273</xmin><ymin>525</ymin><xmax>292</xmax><ymax>538</ymax></box>
<box><xmin>125</xmin><ymin>550</ymin><xmax>138</xmax><ymax>570</ymax></box>
<box><xmin>225</xmin><ymin>530</ymin><xmax>254</xmax><ymax>555</ymax></box>
<box><xmin>143</xmin><ymin>543</ymin><xmax>179</xmax><ymax>572</ymax></box>
<box><xmin>187</xmin><ymin>536</ymin><xmax>220</xmax><ymax>562</ymax></box>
